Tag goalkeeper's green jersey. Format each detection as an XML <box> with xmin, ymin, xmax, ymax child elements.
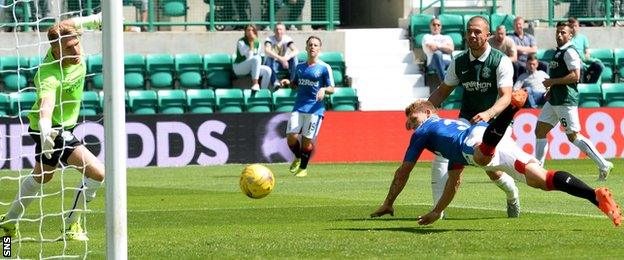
<box><xmin>28</xmin><ymin>49</ymin><xmax>86</xmax><ymax>131</ymax></box>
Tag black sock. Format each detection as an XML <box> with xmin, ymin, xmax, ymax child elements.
<box><xmin>300</xmin><ymin>144</ymin><xmax>313</xmax><ymax>169</ymax></box>
<box><xmin>551</xmin><ymin>171</ymin><xmax>598</xmax><ymax>206</ymax></box>
<box><xmin>288</xmin><ymin>140</ymin><xmax>301</xmax><ymax>158</ymax></box>
<box><xmin>482</xmin><ymin>105</ymin><xmax>518</xmax><ymax>148</ymax></box>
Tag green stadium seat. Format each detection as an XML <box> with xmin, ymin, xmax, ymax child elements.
<box><xmin>186</xmin><ymin>89</ymin><xmax>215</xmax><ymax>113</ymax></box>
<box><xmin>161</xmin><ymin>0</ymin><xmax>188</xmax><ymax>30</ymax></box>
<box><xmin>578</xmin><ymin>83</ymin><xmax>602</xmax><ymax>108</ymax></box>
<box><xmin>536</xmin><ymin>49</ymin><xmax>555</xmax><ymax>63</ymax></box>
<box><xmin>589</xmin><ymin>48</ymin><xmax>614</xmax><ymax>82</ymax></box>
<box><xmin>489</xmin><ymin>13</ymin><xmax>515</xmax><ymax>33</ymax></box>
<box><xmin>215</xmin><ymin>88</ymin><xmax>244</xmax><ymax>113</ymax></box>
<box><xmin>1</xmin><ymin>56</ymin><xmax>30</xmax><ymax>91</ymax></box>
<box><xmin>88</xmin><ymin>55</ymin><xmax>104</xmax><ymax>90</ymax></box>
<box><xmin>441</xmin><ymin>87</ymin><xmax>464</xmax><ymax>109</ymax></box>
<box><xmin>601</xmin><ymin>83</ymin><xmax>624</xmax><ymax>107</ymax></box>
<box><xmin>437</xmin><ymin>14</ymin><xmax>464</xmax><ymax>49</ymax></box>
<box><xmin>0</xmin><ymin>93</ymin><xmax>10</xmax><ymax>116</ymax></box>
<box><xmin>128</xmin><ymin>90</ymin><xmax>157</xmax><ymax>114</ymax></box>
<box><xmin>441</xmin><ymin>101</ymin><xmax>462</xmax><ymax>110</ymax></box>
<box><xmin>410</xmin><ymin>13</ymin><xmax>434</xmax><ymax>47</ymax></box>
<box><xmin>319</xmin><ymin>52</ymin><xmax>345</xmax><ymax>87</ymax></box>
<box><xmin>10</xmin><ymin>91</ymin><xmax>36</xmax><ymax>117</ymax></box>
<box><xmin>330</xmin><ymin>87</ymin><xmax>358</xmax><ymax>111</ymax></box>
<box><xmin>158</xmin><ymin>89</ymin><xmax>186</xmax><ymax>114</ymax></box>
<box><xmin>124</xmin><ymin>54</ymin><xmax>146</xmax><ymax>89</ymax></box>
<box><xmin>204</xmin><ymin>53</ymin><xmax>233</xmax><ymax>88</ymax></box>
<box><xmin>297</xmin><ymin>52</ymin><xmax>308</xmax><ymax>62</ymax></box>
<box><xmin>146</xmin><ymin>54</ymin><xmax>175</xmax><ymax>89</ymax></box>
<box><xmin>614</xmin><ymin>48</ymin><xmax>624</xmax><ymax>82</ymax></box>
<box><xmin>272</xmin><ymin>88</ymin><xmax>297</xmax><ymax>112</ymax></box>
<box><xmin>243</xmin><ymin>89</ymin><xmax>272</xmax><ymax>112</ymax></box>
<box><xmin>175</xmin><ymin>53</ymin><xmax>203</xmax><ymax>88</ymax></box>
<box><xmin>28</xmin><ymin>56</ymin><xmax>44</xmax><ymax>80</ymax></box>
<box><xmin>79</xmin><ymin>91</ymin><xmax>100</xmax><ymax>116</ymax></box>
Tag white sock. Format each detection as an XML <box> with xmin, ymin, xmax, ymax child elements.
<box><xmin>572</xmin><ymin>135</ymin><xmax>609</xmax><ymax>169</ymax></box>
<box><xmin>535</xmin><ymin>138</ymin><xmax>548</xmax><ymax>166</ymax></box>
<box><xmin>6</xmin><ymin>175</ymin><xmax>40</xmax><ymax>221</ymax></box>
<box><xmin>493</xmin><ymin>173</ymin><xmax>519</xmax><ymax>201</ymax></box>
<box><xmin>431</xmin><ymin>155</ymin><xmax>449</xmax><ymax>206</ymax></box>
<box><xmin>65</xmin><ymin>177</ymin><xmax>103</xmax><ymax>226</ymax></box>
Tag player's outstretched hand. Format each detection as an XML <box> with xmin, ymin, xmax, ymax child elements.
<box><xmin>470</xmin><ymin>111</ymin><xmax>492</xmax><ymax>124</ymax></box>
<box><xmin>370</xmin><ymin>205</ymin><xmax>394</xmax><ymax>218</ymax></box>
<box><xmin>417</xmin><ymin>211</ymin><xmax>441</xmax><ymax>225</ymax></box>
<box><xmin>41</xmin><ymin>130</ymin><xmax>58</xmax><ymax>159</ymax></box>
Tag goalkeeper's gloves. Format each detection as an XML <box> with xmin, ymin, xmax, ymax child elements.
<box><xmin>39</xmin><ymin>118</ymin><xmax>59</xmax><ymax>159</ymax></box>
<box><xmin>70</xmin><ymin>12</ymin><xmax>102</xmax><ymax>30</ymax></box>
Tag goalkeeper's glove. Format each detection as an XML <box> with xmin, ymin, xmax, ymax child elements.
<box><xmin>70</xmin><ymin>12</ymin><xmax>102</xmax><ymax>30</ymax></box>
<box><xmin>39</xmin><ymin>118</ymin><xmax>59</xmax><ymax>159</ymax></box>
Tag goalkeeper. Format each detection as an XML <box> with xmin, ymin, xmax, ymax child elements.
<box><xmin>1</xmin><ymin>15</ymin><xmax>103</xmax><ymax>241</ymax></box>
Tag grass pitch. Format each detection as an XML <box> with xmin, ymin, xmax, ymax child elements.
<box><xmin>1</xmin><ymin>159</ymin><xmax>623</xmax><ymax>258</ymax></box>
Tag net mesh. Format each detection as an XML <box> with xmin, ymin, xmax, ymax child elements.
<box><xmin>0</xmin><ymin>1</ymin><xmax>103</xmax><ymax>258</ymax></box>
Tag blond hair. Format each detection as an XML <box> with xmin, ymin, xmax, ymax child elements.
<box><xmin>47</xmin><ymin>22</ymin><xmax>81</xmax><ymax>47</ymax></box>
<box><xmin>404</xmin><ymin>100</ymin><xmax>437</xmax><ymax>116</ymax></box>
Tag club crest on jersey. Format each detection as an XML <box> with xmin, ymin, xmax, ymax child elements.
<box><xmin>481</xmin><ymin>67</ymin><xmax>491</xmax><ymax>79</ymax></box>
<box><xmin>313</xmin><ymin>68</ymin><xmax>322</xmax><ymax>78</ymax></box>
<box><xmin>549</xmin><ymin>60</ymin><xmax>559</xmax><ymax>70</ymax></box>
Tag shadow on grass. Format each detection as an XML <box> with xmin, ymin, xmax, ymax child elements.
<box><xmin>328</xmin><ymin>227</ymin><xmax>484</xmax><ymax>234</ymax></box>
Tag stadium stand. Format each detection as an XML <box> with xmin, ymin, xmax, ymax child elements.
<box><xmin>80</xmin><ymin>91</ymin><xmax>101</xmax><ymax>116</ymax></box>
<box><xmin>578</xmin><ymin>83</ymin><xmax>603</xmax><ymax>108</ymax></box>
<box><xmin>215</xmin><ymin>88</ymin><xmax>244</xmax><ymax>113</ymax></box>
<box><xmin>124</xmin><ymin>54</ymin><xmax>146</xmax><ymax>90</ymax></box>
<box><xmin>128</xmin><ymin>89</ymin><xmax>158</xmax><ymax>114</ymax></box>
<box><xmin>204</xmin><ymin>53</ymin><xmax>233</xmax><ymax>89</ymax></box>
<box><xmin>243</xmin><ymin>89</ymin><xmax>273</xmax><ymax>113</ymax></box>
<box><xmin>87</xmin><ymin>54</ymin><xmax>104</xmax><ymax>90</ymax></box>
<box><xmin>175</xmin><ymin>53</ymin><xmax>204</xmax><ymax>89</ymax></box>
<box><xmin>602</xmin><ymin>83</ymin><xmax>624</xmax><ymax>107</ymax></box>
<box><xmin>186</xmin><ymin>88</ymin><xmax>216</xmax><ymax>114</ymax></box>
<box><xmin>330</xmin><ymin>87</ymin><xmax>358</xmax><ymax>111</ymax></box>
<box><xmin>158</xmin><ymin>89</ymin><xmax>187</xmax><ymax>114</ymax></box>
<box><xmin>146</xmin><ymin>54</ymin><xmax>176</xmax><ymax>89</ymax></box>
<box><xmin>1</xmin><ymin>56</ymin><xmax>29</xmax><ymax>91</ymax></box>
<box><xmin>272</xmin><ymin>88</ymin><xmax>297</xmax><ymax>112</ymax></box>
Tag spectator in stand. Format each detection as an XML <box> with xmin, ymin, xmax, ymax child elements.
<box><xmin>262</xmin><ymin>0</ymin><xmax>305</xmax><ymax>31</ymax></box>
<box><xmin>264</xmin><ymin>22</ymin><xmax>300</xmax><ymax>90</ymax></box>
<box><xmin>233</xmin><ymin>24</ymin><xmax>272</xmax><ymax>91</ymax></box>
<box><xmin>513</xmin><ymin>54</ymin><xmax>549</xmax><ymax>108</ymax></box>
<box><xmin>511</xmin><ymin>16</ymin><xmax>548</xmax><ymax>73</ymax></box>
<box><xmin>422</xmin><ymin>17</ymin><xmax>454</xmax><ymax>82</ymax></box>
<box><xmin>568</xmin><ymin>17</ymin><xmax>603</xmax><ymax>83</ymax></box>
<box><xmin>134</xmin><ymin>0</ymin><xmax>149</xmax><ymax>32</ymax></box>
<box><xmin>488</xmin><ymin>25</ymin><xmax>520</xmax><ymax>81</ymax></box>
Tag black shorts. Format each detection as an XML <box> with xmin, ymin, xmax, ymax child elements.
<box><xmin>29</xmin><ymin>127</ymin><xmax>82</xmax><ymax>167</ymax></box>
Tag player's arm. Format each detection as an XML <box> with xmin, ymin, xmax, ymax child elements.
<box><xmin>543</xmin><ymin>48</ymin><xmax>581</xmax><ymax>89</ymax></box>
<box><xmin>437</xmin><ymin>36</ymin><xmax>454</xmax><ymax>54</ymax></box>
<box><xmin>370</xmin><ymin>161</ymin><xmax>416</xmax><ymax>218</ymax></box>
<box><xmin>471</xmin><ymin>56</ymin><xmax>513</xmax><ymax>123</ymax></box>
<box><xmin>316</xmin><ymin>66</ymin><xmax>335</xmax><ymax>100</ymax></box>
<box><xmin>418</xmin><ymin>169</ymin><xmax>463</xmax><ymax>225</ymax></box>
<box><xmin>37</xmin><ymin>81</ymin><xmax>59</xmax><ymax>159</ymax></box>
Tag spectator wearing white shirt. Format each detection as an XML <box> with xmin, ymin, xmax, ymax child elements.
<box><xmin>264</xmin><ymin>22</ymin><xmax>299</xmax><ymax>90</ymax></box>
<box><xmin>422</xmin><ymin>18</ymin><xmax>455</xmax><ymax>81</ymax></box>
<box><xmin>513</xmin><ymin>54</ymin><xmax>549</xmax><ymax>108</ymax></box>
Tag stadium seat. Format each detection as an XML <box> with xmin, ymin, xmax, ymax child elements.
<box><xmin>0</xmin><ymin>93</ymin><xmax>10</xmax><ymax>116</ymax></box>
<box><xmin>536</xmin><ymin>49</ymin><xmax>555</xmax><ymax>63</ymax></box>
<box><xmin>204</xmin><ymin>53</ymin><xmax>233</xmax><ymax>88</ymax></box>
<box><xmin>601</xmin><ymin>83</ymin><xmax>624</xmax><ymax>107</ymax></box>
<box><xmin>28</xmin><ymin>56</ymin><xmax>43</xmax><ymax>81</ymax></box>
<box><xmin>158</xmin><ymin>89</ymin><xmax>187</xmax><ymax>114</ymax></box>
<box><xmin>272</xmin><ymin>88</ymin><xmax>297</xmax><ymax>112</ymax></box>
<box><xmin>215</xmin><ymin>88</ymin><xmax>244</xmax><ymax>113</ymax></box>
<box><xmin>437</xmin><ymin>14</ymin><xmax>464</xmax><ymax>49</ymax></box>
<box><xmin>614</xmin><ymin>48</ymin><xmax>624</xmax><ymax>82</ymax></box>
<box><xmin>297</xmin><ymin>51</ymin><xmax>308</xmax><ymax>62</ymax></box>
<box><xmin>10</xmin><ymin>91</ymin><xmax>36</xmax><ymax>117</ymax></box>
<box><xmin>489</xmin><ymin>13</ymin><xmax>515</xmax><ymax>33</ymax></box>
<box><xmin>146</xmin><ymin>54</ymin><xmax>175</xmax><ymax>89</ymax></box>
<box><xmin>124</xmin><ymin>54</ymin><xmax>146</xmax><ymax>89</ymax></box>
<box><xmin>577</xmin><ymin>83</ymin><xmax>602</xmax><ymax>108</ymax></box>
<box><xmin>79</xmin><ymin>91</ymin><xmax>100</xmax><ymax>116</ymax></box>
<box><xmin>243</xmin><ymin>89</ymin><xmax>272</xmax><ymax>113</ymax></box>
<box><xmin>330</xmin><ymin>87</ymin><xmax>358</xmax><ymax>111</ymax></box>
<box><xmin>319</xmin><ymin>52</ymin><xmax>346</xmax><ymax>87</ymax></box>
<box><xmin>175</xmin><ymin>53</ymin><xmax>203</xmax><ymax>88</ymax></box>
<box><xmin>186</xmin><ymin>89</ymin><xmax>215</xmax><ymax>113</ymax></box>
<box><xmin>410</xmin><ymin>13</ymin><xmax>434</xmax><ymax>47</ymax></box>
<box><xmin>127</xmin><ymin>90</ymin><xmax>157</xmax><ymax>114</ymax></box>
<box><xmin>441</xmin><ymin>87</ymin><xmax>464</xmax><ymax>110</ymax></box>
<box><xmin>441</xmin><ymin>101</ymin><xmax>461</xmax><ymax>110</ymax></box>
<box><xmin>1</xmin><ymin>56</ymin><xmax>30</xmax><ymax>91</ymax></box>
<box><xmin>589</xmin><ymin>48</ymin><xmax>615</xmax><ymax>82</ymax></box>
<box><xmin>161</xmin><ymin>0</ymin><xmax>188</xmax><ymax>30</ymax></box>
<box><xmin>87</xmin><ymin>54</ymin><xmax>104</xmax><ymax>90</ymax></box>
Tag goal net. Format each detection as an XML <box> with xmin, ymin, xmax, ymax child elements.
<box><xmin>0</xmin><ymin>1</ymin><xmax>126</xmax><ymax>259</ymax></box>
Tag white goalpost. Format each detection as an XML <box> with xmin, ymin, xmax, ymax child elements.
<box><xmin>102</xmin><ymin>1</ymin><xmax>128</xmax><ymax>259</ymax></box>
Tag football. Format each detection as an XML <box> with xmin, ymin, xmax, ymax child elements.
<box><xmin>239</xmin><ymin>164</ymin><xmax>275</xmax><ymax>199</ymax></box>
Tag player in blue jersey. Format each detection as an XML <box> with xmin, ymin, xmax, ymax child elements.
<box><xmin>371</xmin><ymin>99</ymin><xmax>622</xmax><ymax>227</ymax></box>
<box><xmin>280</xmin><ymin>36</ymin><xmax>335</xmax><ymax>177</ymax></box>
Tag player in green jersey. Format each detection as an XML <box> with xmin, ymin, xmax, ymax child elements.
<box><xmin>1</xmin><ymin>17</ymin><xmax>104</xmax><ymax>242</ymax></box>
